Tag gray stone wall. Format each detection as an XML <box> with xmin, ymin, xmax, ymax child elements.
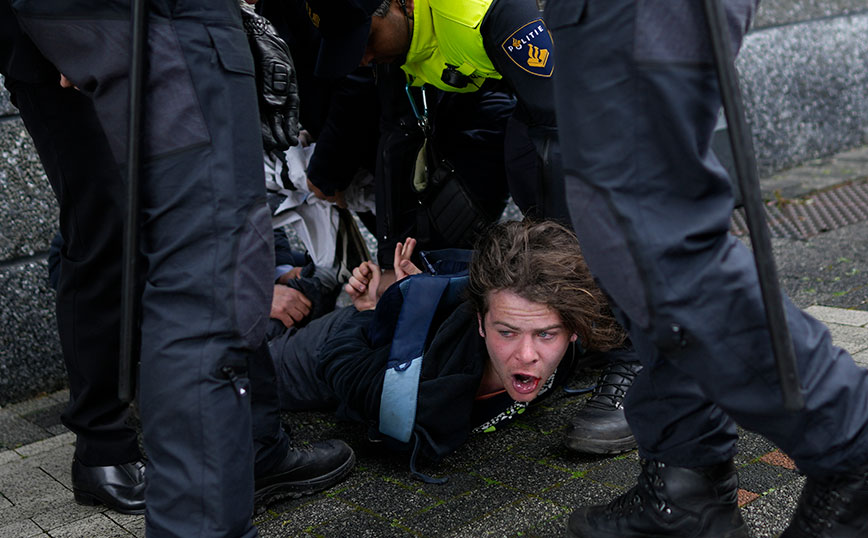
<box><xmin>0</xmin><ymin>78</ymin><xmax>13</xmax><ymax>116</ymax></box>
<box><xmin>754</xmin><ymin>0</ymin><xmax>867</xmax><ymax>28</ymax></box>
<box><xmin>740</xmin><ymin>8</ymin><xmax>868</xmax><ymax>177</ymax></box>
<box><xmin>0</xmin><ymin>80</ymin><xmax>63</xmax><ymax>406</ymax></box>
<box><xmin>1</xmin><ymin>1</ymin><xmax>867</xmax><ymax>404</ymax></box>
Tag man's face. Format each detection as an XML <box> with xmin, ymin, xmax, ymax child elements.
<box><xmin>479</xmin><ymin>290</ymin><xmax>577</xmax><ymax>403</ymax></box>
<box><xmin>360</xmin><ymin>0</ymin><xmax>412</xmax><ymax>66</ymax></box>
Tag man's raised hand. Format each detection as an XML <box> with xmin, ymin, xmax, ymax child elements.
<box><xmin>394</xmin><ymin>238</ymin><xmax>421</xmax><ymax>281</ymax></box>
<box><xmin>345</xmin><ymin>261</ymin><xmax>381</xmax><ymax>311</ymax></box>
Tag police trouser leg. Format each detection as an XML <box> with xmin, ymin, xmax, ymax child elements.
<box><xmin>138</xmin><ymin>16</ymin><xmax>271</xmax><ymax>537</ymax></box>
<box><xmin>251</xmin><ymin>341</ymin><xmax>290</xmax><ymax>477</ymax></box>
<box><xmin>503</xmin><ymin>117</ymin><xmax>571</xmax><ymax>224</ymax></box>
<box><xmin>624</xmin><ymin>325</ymin><xmax>740</xmax><ymax>466</ymax></box>
<box><xmin>5</xmin><ymin>77</ymin><xmax>140</xmax><ymax>467</ymax></box>
<box><xmin>549</xmin><ymin>0</ymin><xmax>868</xmax><ymax>475</ymax></box>
<box><xmin>13</xmin><ymin>2</ymin><xmax>272</xmax><ymax>535</ymax></box>
<box><xmin>138</xmin><ymin>121</ymin><xmax>266</xmax><ymax>538</ymax></box>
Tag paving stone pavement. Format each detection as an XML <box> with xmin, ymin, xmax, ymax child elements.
<box><xmin>1</xmin><ymin>305</ymin><xmax>867</xmax><ymax>537</ymax></box>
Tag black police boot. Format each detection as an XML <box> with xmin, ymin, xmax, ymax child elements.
<box><xmin>72</xmin><ymin>458</ymin><xmax>146</xmax><ymax>515</ymax></box>
<box><xmin>565</xmin><ymin>360</ymin><xmax>641</xmax><ymax>454</ymax></box>
<box><xmin>780</xmin><ymin>464</ymin><xmax>868</xmax><ymax>537</ymax></box>
<box><xmin>567</xmin><ymin>459</ymin><xmax>749</xmax><ymax>538</ymax></box>
<box><xmin>254</xmin><ymin>439</ymin><xmax>355</xmax><ymax>510</ymax></box>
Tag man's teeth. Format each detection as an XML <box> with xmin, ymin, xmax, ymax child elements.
<box><xmin>516</xmin><ymin>374</ymin><xmax>533</xmax><ymax>384</ymax></box>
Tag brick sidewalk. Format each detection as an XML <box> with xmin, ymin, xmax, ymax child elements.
<box><xmin>1</xmin><ymin>306</ymin><xmax>867</xmax><ymax>537</ymax></box>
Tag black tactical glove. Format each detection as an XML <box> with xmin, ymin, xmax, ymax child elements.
<box><xmin>240</xmin><ymin>4</ymin><xmax>300</xmax><ymax>151</ymax></box>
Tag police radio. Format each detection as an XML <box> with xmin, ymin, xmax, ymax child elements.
<box><xmin>441</xmin><ymin>64</ymin><xmax>470</xmax><ymax>88</ymax></box>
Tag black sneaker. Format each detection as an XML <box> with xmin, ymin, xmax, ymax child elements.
<box><xmin>254</xmin><ymin>439</ymin><xmax>355</xmax><ymax>511</ymax></box>
<box><xmin>567</xmin><ymin>459</ymin><xmax>749</xmax><ymax>538</ymax></box>
<box><xmin>565</xmin><ymin>360</ymin><xmax>641</xmax><ymax>454</ymax></box>
<box><xmin>781</xmin><ymin>464</ymin><xmax>868</xmax><ymax>537</ymax></box>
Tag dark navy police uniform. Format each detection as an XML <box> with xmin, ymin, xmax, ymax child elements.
<box><xmin>482</xmin><ymin>0</ymin><xmax>568</xmax><ymax>221</ymax></box>
<box><xmin>547</xmin><ymin>0</ymin><xmax>868</xmax><ymax>474</ymax></box>
<box><xmin>1</xmin><ymin>5</ymin><xmax>140</xmax><ymax>470</ymax></box>
<box><xmin>9</xmin><ymin>0</ymin><xmax>289</xmax><ymax>535</ymax></box>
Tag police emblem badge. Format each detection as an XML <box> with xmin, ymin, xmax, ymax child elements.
<box><xmin>501</xmin><ymin>19</ymin><xmax>555</xmax><ymax>77</ymax></box>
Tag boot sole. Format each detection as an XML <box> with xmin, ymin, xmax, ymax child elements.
<box><xmin>566</xmin><ymin>522</ymin><xmax>750</xmax><ymax>538</ymax></box>
<box><xmin>253</xmin><ymin>452</ymin><xmax>356</xmax><ymax>513</ymax></box>
<box><xmin>564</xmin><ymin>435</ymin><xmax>637</xmax><ymax>455</ymax></box>
<box><xmin>73</xmin><ymin>488</ymin><xmax>145</xmax><ymax>515</ymax></box>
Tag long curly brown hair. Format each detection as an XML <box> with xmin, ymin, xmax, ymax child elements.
<box><xmin>468</xmin><ymin>219</ymin><xmax>626</xmax><ymax>352</ymax></box>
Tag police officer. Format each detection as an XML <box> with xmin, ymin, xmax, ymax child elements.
<box><xmin>254</xmin><ymin>0</ymin><xmax>515</xmax><ymax>272</ymax></box>
<box><xmin>0</xmin><ymin>4</ymin><xmax>145</xmax><ymax>515</ymax></box>
<box><xmin>545</xmin><ymin>1</ymin><xmax>868</xmax><ymax>537</ymax></box>
<box><xmin>305</xmin><ymin>0</ymin><xmax>568</xmax><ymax>222</ymax></box>
<box><xmin>7</xmin><ymin>1</ymin><xmax>354</xmax><ymax>535</ymax></box>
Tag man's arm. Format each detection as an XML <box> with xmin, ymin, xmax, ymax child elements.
<box><xmin>480</xmin><ymin>0</ymin><xmax>557</xmax><ymax>131</ymax></box>
<box><xmin>480</xmin><ymin>0</ymin><xmax>570</xmax><ymax>221</ymax></box>
<box><xmin>306</xmin><ymin>69</ymin><xmax>380</xmax><ymax>201</ymax></box>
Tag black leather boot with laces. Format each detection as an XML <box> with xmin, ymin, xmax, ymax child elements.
<box><xmin>780</xmin><ymin>464</ymin><xmax>868</xmax><ymax>537</ymax></box>
<box><xmin>565</xmin><ymin>360</ymin><xmax>641</xmax><ymax>454</ymax></box>
<box><xmin>254</xmin><ymin>439</ymin><xmax>355</xmax><ymax>511</ymax></box>
<box><xmin>566</xmin><ymin>459</ymin><xmax>749</xmax><ymax>538</ymax></box>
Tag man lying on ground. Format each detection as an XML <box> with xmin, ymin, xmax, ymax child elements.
<box><xmin>268</xmin><ymin>220</ymin><xmax>638</xmax><ymax>474</ymax></box>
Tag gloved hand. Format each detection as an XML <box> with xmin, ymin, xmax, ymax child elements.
<box><xmin>240</xmin><ymin>4</ymin><xmax>300</xmax><ymax>151</ymax></box>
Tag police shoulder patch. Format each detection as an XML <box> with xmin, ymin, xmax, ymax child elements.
<box><xmin>501</xmin><ymin>18</ymin><xmax>554</xmax><ymax>77</ymax></box>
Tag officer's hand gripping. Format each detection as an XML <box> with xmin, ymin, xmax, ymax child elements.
<box><xmin>240</xmin><ymin>4</ymin><xmax>300</xmax><ymax>151</ymax></box>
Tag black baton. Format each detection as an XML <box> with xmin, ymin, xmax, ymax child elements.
<box><xmin>702</xmin><ymin>0</ymin><xmax>804</xmax><ymax>411</ymax></box>
<box><xmin>119</xmin><ymin>0</ymin><xmax>148</xmax><ymax>403</ymax></box>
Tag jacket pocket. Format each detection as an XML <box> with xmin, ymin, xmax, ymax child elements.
<box><xmin>234</xmin><ymin>202</ymin><xmax>273</xmax><ymax>348</ymax></box>
<box><xmin>206</xmin><ymin>24</ymin><xmax>255</xmax><ymax>76</ymax></box>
